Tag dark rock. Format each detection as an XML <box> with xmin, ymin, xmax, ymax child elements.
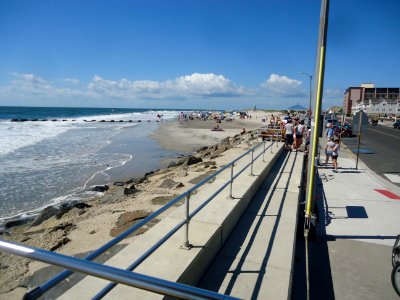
<box><xmin>92</xmin><ymin>185</ymin><xmax>109</xmax><ymax>192</ymax></box>
<box><xmin>4</xmin><ymin>217</ymin><xmax>34</xmax><ymax>229</ymax></box>
<box><xmin>50</xmin><ymin>237</ymin><xmax>71</xmax><ymax>251</ymax></box>
<box><xmin>137</xmin><ymin>176</ymin><xmax>149</xmax><ymax>184</ymax></box>
<box><xmin>202</xmin><ymin>161</ymin><xmax>217</xmax><ymax>167</ymax></box>
<box><xmin>125</xmin><ymin>178</ymin><xmax>135</xmax><ymax>184</ymax></box>
<box><xmin>197</xmin><ymin>146</ymin><xmax>208</xmax><ymax>152</ymax></box>
<box><xmin>31</xmin><ymin>206</ymin><xmax>59</xmax><ymax>227</ymax></box>
<box><xmin>124</xmin><ymin>184</ymin><xmax>138</xmax><ymax>195</ymax></box>
<box><xmin>74</xmin><ymin>202</ymin><xmax>92</xmax><ymax>209</ymax></box>
<box><xmin>145</xmin><ymin>171</ymin><xmax>154</xmax><ymax>177</ymax></box>
<box><xmin>113</xmin><ymin>181</ymin><xmax>125</xmax><ymax>186</ymax></box>
<box><xmin>55</xmin><ymin>201</ymin><xmax>79</xmax><ymax>219</ymax></box>
<box><xmin>177</xmin><ymin>158</ymin><xmax>186</xmax><ymax>166</ymax></box>
<box><xmin>168</xmin><ymin>161</ymin><xmax>177</xmax><ymax>168</ymax></box>
<box><xmin>186</xmin><ymin>156</ymin><xmax>203</xmax><ymax>166</ymax></box>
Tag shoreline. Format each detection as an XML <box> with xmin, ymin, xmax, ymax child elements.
<box><xmin>0</xmin><ymin>110</ymin><xmax>282</xmax><ymax>298</ymax></box>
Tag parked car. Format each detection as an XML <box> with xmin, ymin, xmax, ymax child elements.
<box><xmin>393</xmin><ymin>120</ymin><xmax>400</xmax><ymax>129</ymax></box>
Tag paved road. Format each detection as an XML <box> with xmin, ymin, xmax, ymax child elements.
<box><xmin>341</xmin><ymin>124</ymin><xmax>400</xmax><ymax>187</ymax></box>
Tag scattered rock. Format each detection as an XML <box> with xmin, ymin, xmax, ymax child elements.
<box><xmin>92</xmin><ymin>185</ymin><xmax>109</xmax><ymax>192</ymax></box>
<box><xmin>113</xmin><ymin>181</ymin><xmax>125</xmax><ymax>186</ymax></box>
<box><xmin>167</xmin><ymin>161</ymin><xmax>177</xmax><ymax>168</ymax></box>
<box><xmin>89</xmin><ymin>230</ymin><xmax>96</xmax><ymax>234</ymax></box>
<box><xmin>30</xmin><ymin>206</ymin><xmax>59</xmax><ymax>227</ymax></box>
<box><xmin>124</xmin><ymin>184</ymin><xmax>138</xmax><ymax>196</ymax></box>
<box><xmin>197</xmin><ymin>146</ymin><xmax>208</xmax><ymax>152</ymax></box>
<box><xmin>202</xmin><ymin>161</ymin><xmax>217</xmax><ymax>167</ymax></box>
<box><xmin>186</xmin><ymin>156</ymin><xmax>203</xmax><ymax>166</ymax></box>
<box><xmin>49</xmin><ymin>236</ymin><xmax>71</xmax><ymax>251</ymax></box>
<box><xmin>159</xmin><ymin>178</ymin><xmax>184</xmax><ymax>189</ymax></box>
<box><xmin>151</xmin><ymin>195</ymin><xmax>180</xmax><ymax>206</ymax></box>
<box><xmin>109</xmin><ymin>210</ymin><xmax>152</xmax><ymax>237</ymax></box>
<box><xmin>4</xmin><ymin>218</ymin><xmax>34</xmax><ymax>229</ymax></box>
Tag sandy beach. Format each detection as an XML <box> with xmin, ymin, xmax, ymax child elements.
<box><xmin>0</xmin><ymin>110</ymin><xmax>283</xmax><ymax>299</ymax></box>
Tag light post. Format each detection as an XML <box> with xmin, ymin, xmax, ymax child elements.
<box><xmin>300</xmin><ymin>71</ymin><xmax>313</xmax><ymax>117</ymax></box>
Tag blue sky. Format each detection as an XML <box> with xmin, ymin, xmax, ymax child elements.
<box><xmin>0</xmin><ymin>0</ymin><xmax>399</xmax><ymax>110</ymax></box>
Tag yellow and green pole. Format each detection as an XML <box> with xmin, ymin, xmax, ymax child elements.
<box><xmin>304</xmin><ymin>0</ymin><xmax>330</xmax><ymax>236</ymax></box>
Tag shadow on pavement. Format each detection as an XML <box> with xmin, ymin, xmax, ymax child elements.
<box><xmin>198</xmin><ymin>150</ymin><xmax>298</xmax><ymax>299</ymax></box>
<box><xmin>291</xmin><ymin>173</ymin><xmax>335</xmax><ymax>300</ymax></box>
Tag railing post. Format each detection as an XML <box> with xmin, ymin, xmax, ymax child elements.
<box><xmin>182</xmin><ymin>193</ymin><xmax>192</xmax><ymax>249</ymax></box>
<box><xmin>229</xmin><ymin>163</ymin><xmax>234</xmax><ymax>198</ymax></box>
<box><xmin>250</xmin><ymin>149</ymin><xmax>254</xmax><ymax>176</ymax></box>
<box><xmin>263</xmin><ymin>140</ymin><xmax>266</xmax><ymax>161</ymax></box>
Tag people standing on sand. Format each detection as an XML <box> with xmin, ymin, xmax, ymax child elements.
<box><xmin>331</xmin><ymin>138</ymin><xmax>340</xmax><ymax>172</ymax></box>
<box><xmin>325</xmin><ymin>137</ymin><xmax>335</xmax><ymax>168</ymax></box>
<box><xmin>284</xmin><ymin>119</ymin><xmax>294</xmax><ymax>150</ymax></box>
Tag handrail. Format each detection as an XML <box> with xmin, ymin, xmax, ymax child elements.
<box><xmin>0</xmin><ymin>240</ymin><xmax>239</xmax><ymax>300</ymax></box>
<box><xmin>19</xmin><ymin>135</ymin><xmax>279</xmax><ymax>299</ymax></box>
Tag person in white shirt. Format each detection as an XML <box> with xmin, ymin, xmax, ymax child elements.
<box><xmin>284</xmin><ymin>119</ymin><xmax>294</xmax><ymax>150</ymax></box>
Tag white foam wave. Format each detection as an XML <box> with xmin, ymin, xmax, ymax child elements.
<box><xmin>0</xmin><ymin>121</ymin><xmax>73</xmax><ymax>156</ymax></box>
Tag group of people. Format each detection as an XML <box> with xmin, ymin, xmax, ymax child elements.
<box><xmin>283</xmin><ymin>118</ymin><xmax>306</xmax><ymax>151</ymax></box>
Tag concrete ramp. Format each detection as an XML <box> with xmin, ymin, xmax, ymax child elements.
<box><xmin>199</xmin><ymin>151</ymin><xmax>303</xmax><ymax>299</ymax></box>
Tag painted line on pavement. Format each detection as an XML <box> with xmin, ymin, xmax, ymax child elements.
<box><xmin>366</xmin><ymin>127</ymin><xmax>400</xmax><ymax>139</ymax></box>
<box><xmin>374</xmin><ymin>189</ymin><xmax>400</xmax><ymax>200</ymax></box>
<box><xmin>384</xmin><ymin>173</ymin><xmax>400</xmax><ymax>184</ymax></box>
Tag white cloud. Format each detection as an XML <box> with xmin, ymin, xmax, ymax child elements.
<box><xmin>262</xmin><ymin>73</ymin><xmax>303</xmax><ymax>96</ymax></box>
<box><xmin>0</xmin><ymin>72</ymin><xmax>330</xmax><ymax>110</ymax></box>
<box><xmin>63</xmin><ymin>78</ymin><xmax>81</xmax><ymax>85</ymax></box>
<box><xmin>1</xmin><ymin>73</ymin><xmax>84</xmax><ymax>98</ymax></box>
<box><xmin>87</xmin><ymin>73</ymin><xmax>245</xmax><ymax>98</ymax></box>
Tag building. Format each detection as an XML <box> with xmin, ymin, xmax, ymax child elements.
<box><xmin>344</xmin><ymin>83</ymin><xmax>400</xmax><ymax>116</ymax></box>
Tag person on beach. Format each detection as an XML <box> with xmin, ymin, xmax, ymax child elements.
<box><xmin>294</xmin><ymin>120</ymin><xmax>305</xmax><ymax>150</ymax></box>
<box><xmin>325</xmin><ymin>137</ymin><xmax>335</xmax><ymax>168</ymax></box>
<box><xmin>331</xmin><ymin>138</ymin><xmax>340</xmax><ymax>172</ymax></box>
<box><xmin>284</xmin><ymin>119</ymin><xmax>294</xmax><ymax>150</ymax></box>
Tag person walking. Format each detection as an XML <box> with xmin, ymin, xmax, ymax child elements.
<box><xmin>331</xmin><ymin>138</ymin><xmax>340</xmax><ymax>172</ymax></box>
<box><xmin>325</xmin><ymin>137</ymin><xmax>335</xmax><ymax>168</ymax></box>
<box><xmin>325</xmin><ymin>123</ymin><xmax>334</xmax><ymax>139</ymax></box>
<box><xmin>294</xmin><ymin>120</ymin><xmax>305</xmax><ymax>150</ymax></box>
<box><xmin>284</xmin><ymin>119</ymin><xmax>294</xmax><ymax>150</ymax></box>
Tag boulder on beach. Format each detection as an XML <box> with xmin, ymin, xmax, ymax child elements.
<box><xmin>109</xmin><ymin>210</ymin><xmax>152</xmax><ymax>237</ymax></box>
<box><xmin>124</xmin><ymin>184</ymin><xmax>138</xmax><ymax>196</ymax></box>
<box><xmin>186</xmin><ymin>156</ymin><xmax>203</xmax><ymax>166</ymax></box>
<box><xmin>92</xmin><ymin>185</ymin><xmax>109</xmax><ymax>192</ymax></box>
<box><xmin>167</xmin><ymin>161</ymin><xmax>177</xmax><ymax>168</ymax></box>
<box><xmin>158</xmin><ymin>178</ymin><xmax>184</xmax><ymax>189</ymax></box>
<box><xmin>30</xmin><ymin>206</ymin><xmax>59</xmax><ymax>227</ymax></box>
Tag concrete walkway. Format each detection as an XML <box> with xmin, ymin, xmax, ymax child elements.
<box><xmin>199</xmin><ymin>150</ymin><xmax>304</xmax><ymax>299</ymax></box>
<box><xmin>292</xmin><ymin>138</ymin><xmax>400</xmax><ymax>300</ymax></box>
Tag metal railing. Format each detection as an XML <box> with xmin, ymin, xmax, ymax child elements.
<box><xmin>1</xmin><ymin>135</ymin><xmax>281</xmax><ymax>299</ymax></box>
<box><xmin>0</xmin><ymin>240</ymin><xmax>238</xmax><ymax>300</ymax></box>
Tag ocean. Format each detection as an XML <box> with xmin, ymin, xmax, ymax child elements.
<box><xmin>0</xmin><ymin>106</ymin><xmax>182</xmax><ymax>228</ymax></box>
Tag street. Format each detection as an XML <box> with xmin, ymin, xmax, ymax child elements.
<box><xmin>341</xmin><ymin>123</ymin><xmax>400</xmax><ymax>187</ymax></box>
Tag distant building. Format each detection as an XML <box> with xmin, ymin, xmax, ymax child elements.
<box><xmin>343</xmin><ymin>83</ymin><xmax>400</xmax><ymax>116</ymax></box>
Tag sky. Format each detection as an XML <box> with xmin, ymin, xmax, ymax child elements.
<box><xmin>0</xmin><ymin>0</ymin><xmax>399</xmax><ymax>110</ymax></box>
